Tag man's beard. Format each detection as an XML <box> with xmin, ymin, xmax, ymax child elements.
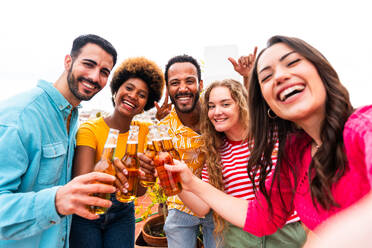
<box><xmin>67</xmin><ymin>68</ymin><xmax>101</xmax><ymax>101</ymax></box>
<box><xmin>170</xmin><ymin>91</ymin><xmax>199</xmax><ymax>113</ymax></box>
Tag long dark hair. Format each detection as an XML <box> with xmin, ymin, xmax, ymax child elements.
<box><xmin>248</xmin><ymin>35</ymin><xmax>354</xmax><ymax>210</ymax></box>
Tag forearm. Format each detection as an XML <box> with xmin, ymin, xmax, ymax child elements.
<box><xmin>189</xmin><ymin>175</ymin><xmax>248</xmax><ymax>228</ymax></box>
<box><xmin>178</xmin><ymin>190</ymin><xmax>211</xmax><ymax>217</ymax></box>
<box><xmin>0</xmin><ymin>187</ymin><xmax>62</xmax><ymax>240</ymax></box>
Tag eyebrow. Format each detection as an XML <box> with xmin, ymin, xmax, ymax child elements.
<box><xmin>208</xmin><ymin>98</ymin><xmax>233</xmax><ymax>104</ymax></box>
<box><xmin>258</xmin><ymin>50</ymin><xmax>296</xmax><ymax>74</ymax></box>
<box><xmin>82</xmin><ymin>58</ymin><xmax>111</xmax><ymax>74</ymax></box>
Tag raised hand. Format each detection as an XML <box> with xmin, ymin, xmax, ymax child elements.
<box><xmin>155</xmin><ymin>90</ymin><xmax>172</xmax><ymax>121</ymax></box>
<box><xmin>228</xmin><ymin>46</ymin><xmax>258</xmax><ymax>78</ymax></box>
<box><xmin>55</xmin><ymin>172</ymin><xmax>116</xmax><ymax>220</ymax></box>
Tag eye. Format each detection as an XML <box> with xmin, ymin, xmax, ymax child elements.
<box><xmin>83</xmin><ymin>62</ymin><xmax>94</xmax><ymax>68</ymax></box>
<box><xmin>223</xmin><ymin>103</ymin><xmax>231</xmax><ymax>107</ymax></box>
<box><xmin>139</xmin><ymin>93</ymin><xmax>147</xmax><ymax>99</ymax></box>
<box><xmin>170</xmin><ymin>81</ymin><xmax>179</xmax><ymax>86</ymax></box>
<box><xmin>186</xmin><ymin>79</ymin><xmax>194</xmax><ymax>85</ymax></box>
<box><xmin>126</xmin><ymin>85</ymin><xmax>133</xmax><ymax>91</ymax></box>
<box><xmin>100</xmin><ymin>70</ymin><xmax>109</xmax><ymax>77</ymax></box>
<box><xmin>261</xmin><ymin>73</ymin><xmax>272</xmax><ymax>83</ymax></box>
<box><xmin>207</xmin><ymin>104</ymin><xmax>215</xmax><ymax>109</ymax></box>
<box><xmin>287</xmin><ymin>58</ymin><xmax>301</xmax><ymax>67</ymax></box>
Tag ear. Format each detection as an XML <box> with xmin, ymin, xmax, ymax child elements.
<box><xmin>64</xmin><ymin>55</ymin><xmax>73</xmax><ymax>71</ymax></box>
<box><xmin>199</xmin><ymin>79</ymin><xmax>204</xmax><ymax>91</ymax></box>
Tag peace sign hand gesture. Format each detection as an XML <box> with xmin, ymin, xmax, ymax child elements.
<box><xmin>155</xmin><ymin>90</ymin><xmax>172</xmax><ymax>121</ymax></box>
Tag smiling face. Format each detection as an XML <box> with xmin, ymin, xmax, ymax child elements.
<box><xmin>167</xmin><ymin>62</ymin><xmax>202</xmax><ymax>113</ymax></box>
<box><xmin>207</xmin><ymin>86</ymin><xmax>243</xmax><ymax>139</ymax></box>
<box><xmin>66</xmin><ymin>43</ymin><xmax>114</xmax><ymax>102</ymax></box>
<box><xmin>113</xmin><ymin>78</ymin><xmax>149</xmax><ymax>118</ymax></box>
<box><xmin>257</xmin><ymin>42</ymin><xmax>327</xmax><ymax>125</ymax></box>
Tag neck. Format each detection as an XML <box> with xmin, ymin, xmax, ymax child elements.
<box><xmin>294</xmin><ymin>111</ymin><xmax>324</xmax><ymax>147</ymax></box>
<box><xmin>53</xmin><ymin>72</ymin><xmax>80</xmax><ymax>107</ymax></box>
<box><xmin>104</xmin><ymin>111</ymin><xmax>133</xmax><ymax>133</ymax></box>
<box><xmin>224</xmin><ymin>123</ymin><xmax>248</xmax><ymax>142</ymax></box>
<box><xmin>175</xmin><ymin>103</ymin><xmax>201</xmax><ymax>133</ymax></box>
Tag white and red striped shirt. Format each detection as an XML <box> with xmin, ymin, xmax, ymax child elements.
<box><xmin>202</xmin><ymin>137</ymin><xmax>300</xmax><ymax>224</ymax></box>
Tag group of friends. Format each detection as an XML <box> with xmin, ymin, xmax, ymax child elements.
<box><xmin>0</xmin><ymin>33</ymin><xmax>371</xmax><ymax>248</ymax></box>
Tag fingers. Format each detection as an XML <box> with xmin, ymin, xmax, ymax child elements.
<box><xmin>228</xmin><ymin>57</ymin><xmax>238</xmax><ymax>68</ymax></box>
<box><xmin>74</xmin><ymin>171</ymin><xmax>116</xmax><ymax>184</ymax></box>
<box><xmin>154</xmin><ymin>101</ymin><xmax>161</xmax><ymax>111</ymax></box>
<box><xmin>138</xmin><ymin>153</ymin><xmax>155</xmax><ymax>174</ymax></box>
<box><xmin>113</xmin><ymin>158</ymin><xmax>125</xmax><ymax>171</ymax></box>
<box><xmin>163</xmin><ymin>90</ymin><xmax>169</xmax><ymax>105</ymax></box>
<box><xmin>253</xmin><ymin>46</ymin><xmax>258</xmax><ymax>59</ymax></box>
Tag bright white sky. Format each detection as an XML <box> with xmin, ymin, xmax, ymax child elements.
<box><xmin>1</xmin><ymin>0</ymin><xmax>371</xmax><ymax>112</ymax></box>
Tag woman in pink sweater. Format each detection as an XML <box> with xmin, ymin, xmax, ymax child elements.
<box><xmin>166</xmin><ymin>35</ymin><xmax>372</xmax><ymax>237</ymax></box>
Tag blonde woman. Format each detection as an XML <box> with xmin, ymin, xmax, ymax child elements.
<box><xmin>178</xmin><ymin>79</ymin><xmax>306</xmax><ymax>247</ymax></box>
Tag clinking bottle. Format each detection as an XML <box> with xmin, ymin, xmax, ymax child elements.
<box><xmin>153</xmin><ymin>125</ymin><xmax>182</xmax><ymax>196</ymax></box>
<box><xmin>91</xmin><ymin>128</ymin><xmax>119</xmax><ymax>214</ymax></box>
<box><xmin>116</xmin><ymin>125</ymin><xmax>140</xmax><ymax>203</ymax></box>
<box><xmin>140</xmin><ymin>125</ymin><xmax>157</xmax><ymax>187</ymax></box>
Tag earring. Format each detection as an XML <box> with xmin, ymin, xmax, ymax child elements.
<box><xmin>267</xmin><ymin>108</ymin><xmax>277</xmax><ymax>119</ymax></box>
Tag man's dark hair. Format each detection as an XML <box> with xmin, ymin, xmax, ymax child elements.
<box><xmin>164</xmin><ymin>54</ymin><xmax>201</xmax><ymax>84</ymax></box>
<box><xmin>70</xmin><ymin>34</ymin><xmax>117</xmax><ymax>66</ymax></box>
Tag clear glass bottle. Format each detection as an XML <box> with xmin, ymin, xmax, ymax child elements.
<box><xmin>140</xmin><ymin>125</ymin><xmax>158</xmax><ymax>187</ymax></box>
<box><xmin>153</xmin><ymin>125</ymin><xmax>182</xmax><ymax>196</ymax></box>
<box><xmin>116</xmin><ymin>125</ymin><xmax>140</xmax><ymax>202</ymax></box>
<box><xmin>91</xmin><ymin>128</ymin><xmax>119</xmax><ymax>214</ymax></box>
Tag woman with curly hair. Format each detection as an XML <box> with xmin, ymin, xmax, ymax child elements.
<box><xmin>70</xmin><ymin>57</ymin><xmax>164</xmax><ymax>248</ymax></box>
<box><xmin>166</xmin><ymin>35</ymin><xmax>372</xmax><ymax>238</ymax></box>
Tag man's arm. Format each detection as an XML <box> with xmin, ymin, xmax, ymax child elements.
<box><xmin>0</xmin><ymin>126</ymin><xmax>115</xmax><ymax>240</ymax></box>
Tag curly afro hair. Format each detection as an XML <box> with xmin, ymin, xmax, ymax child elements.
<box><xmin>110</xmin><ymin>57</ymin><xmax>164</xmax><ymax>111</ymax></box>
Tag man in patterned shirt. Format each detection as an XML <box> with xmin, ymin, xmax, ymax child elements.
<box><xmin>139</xmin><ymin>55</ymin><xmax>219</xmax><ymax>248</ymax></box>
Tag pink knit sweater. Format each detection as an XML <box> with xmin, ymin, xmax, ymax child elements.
<box><xmin>243</xmin><ymin>105</ymin><xmax>372</xmax><ymax>236</ymax></box>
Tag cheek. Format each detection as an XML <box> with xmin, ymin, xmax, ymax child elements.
<box><xmin>207</xmin><ymin>110</ymin><xmax>214</xmax><ymax>121</ymax></box>
<box><xmin>260</xmin><ymin>84</ymin><xmax>274</xmax><ymax>104</ymax></box>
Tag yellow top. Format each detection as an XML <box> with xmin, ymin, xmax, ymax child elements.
<box><xmin>159</xmin><ymin>108</ymin><xmax>205</xmax><ymax>216</ymax></box>
<box><xmin>76</xmin><ymin>117</ymin><xmax>149</xmax><ymax>163</ymax></box>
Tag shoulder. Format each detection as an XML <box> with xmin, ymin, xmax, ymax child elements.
<box><xmin>345</xmin><ymin>105</ymin><xmax>372</xmax><ymax>131</ymax></box>
<box><xmin>0</xmin><ymin>87</ymin><xmax>50</xmax><ymax>127</ymax></box>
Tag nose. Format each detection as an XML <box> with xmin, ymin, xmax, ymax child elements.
<box><xmin>178</xmin><ymin>82</ymin><xmax>188</xmax><ymax>93</ymax></box>
<box><xmin>90</xmin><ymin>68</ymin><xmax>100</xmax><ymax>84</ymax></box>
<box><xmin>214</xmin><ymin>105</ymin><xmax>222</xmax><ymax>115</ymax></box>
<box><xmin>273</xmin><ymin>66</ymin><xmax>290</xmax><ymax>85</ymax></box>
<box><xmin>127</xmin><ymin>90</ymin><xmax>138</xmax><ymax>101</ymax></box>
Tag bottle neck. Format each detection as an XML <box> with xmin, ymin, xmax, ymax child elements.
<box><xmin>125</xmin><ymin>142</ymin><xmax>138</xmax><ymax>155</ymax></box>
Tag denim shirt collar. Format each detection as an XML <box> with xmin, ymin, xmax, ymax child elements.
<box><xmin>37</xmin><ymin>80</ymin><xmax>82</xmax><ymax>112</ymax></box>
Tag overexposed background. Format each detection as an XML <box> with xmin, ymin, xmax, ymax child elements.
<box><xmin>1</xmin><ymin>0</ymin><xmax>371</xmax><ymax>112</ymax></box>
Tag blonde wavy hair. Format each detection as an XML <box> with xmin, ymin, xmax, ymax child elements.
<box><xmin>200</xmin><ymin>79</ymin><xmax>250</xmax><ymax>237</ymax></box>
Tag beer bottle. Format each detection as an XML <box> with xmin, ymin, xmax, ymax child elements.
<box><xmin>153</xmin><ymin>125</ymin><xmax>182</xmax><ymax>196</ymax></box>
<box><xmin>91</xmin><ymin>128</ymin><xmax>119</xmax><ymax>215</ymax></box>
<box><xmin>140</xmin><ymin>125</ymin><xmax>157</xmax><ymax>187</ymax></box>
<box><xmin>116</xmin><ymin>125</ymin><xmax>140</xmax><ymax>203</ymax></box>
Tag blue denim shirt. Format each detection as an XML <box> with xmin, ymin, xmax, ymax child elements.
<box><xmin>0</xmin><ymin>80</ymin><xmax>80</xmax><ymax>248</ymax></box>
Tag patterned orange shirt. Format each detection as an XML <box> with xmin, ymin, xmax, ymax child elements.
<box><xmin>159</xmin><ymin>108</ymin><xmax>204</xmax><ymax>216</ymax></box>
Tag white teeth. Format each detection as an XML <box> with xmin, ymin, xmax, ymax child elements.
<box><xmin>123</xmin><ymin>100</ymin><xmax>135</xmax><ymax>108</ymax></box>
<box><xmin>214</xmin><ymin>119</ymin><xmax>226</xmax><ymax>122</ymax></box>
<box><xmin>279</xmin><ymin>85</ymin><xmax>305</xmax><ymax>101</ymax></box>
<box><xmin>82</xmin><ymin>82</ymin><xmax>94</xmax><ymax>89</ymax></box>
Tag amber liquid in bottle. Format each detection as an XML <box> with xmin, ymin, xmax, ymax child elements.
<box><xmin>153</xmin><ymin>138</ymin><xmax>182</xmax><ymax>196</ymax></box>
<box><xmin>91</xmin><ymin>129</ymin><xmax>118</xmax><ymax>215</ymax></box>
<box><xmin>140</xmin><ymin>141</ymin><xmax>157</xmax><ymax>187</ymax></box>
<box><xmin>116</xmin><ymin>126</ymin><xmax>140</xmax><ymax>203</ymax></box>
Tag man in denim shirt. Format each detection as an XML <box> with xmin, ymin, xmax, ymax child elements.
<box><xmin>0</xmin><ymin>34</ymin><xmax>118</xmax><ymax>248</ymax></box>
